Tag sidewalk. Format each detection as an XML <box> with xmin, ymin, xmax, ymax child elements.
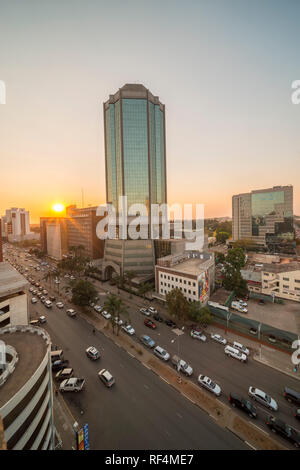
<box><xmin>52</xmin><ymin>386</ymin><xmax>77</xmax><ymax>450</ymax></box>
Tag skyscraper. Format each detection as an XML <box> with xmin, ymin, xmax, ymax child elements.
<box><xmin>103</xmin><ymin>83</ymin><xmax>167</xmax><ymax>214</ymax></box>
<box><xmin>232</xmin><ymin>185</ymin><xmax>295</xmax><ymax>252</ymax></box>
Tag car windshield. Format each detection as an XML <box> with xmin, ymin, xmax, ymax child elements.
<box><xmin>265</xmin><ymin>395</ymin><xmax>271</xmax><ymax>403</ymax></box>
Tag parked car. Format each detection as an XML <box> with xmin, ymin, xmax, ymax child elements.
<box><xmin>228</xmin><ymin>392</ymin><xmax>257</xmax><ymax>418</ymax></box>
<box><xmin>144</xmin><ymin>318</ymin><xmax>157</xmax><ymax>329</ymax></box>
<box><xmin>153</xmin><ymin>313</ymin><xmax>164</xmax><ymax>322</ymax></box>
<box><xmin>55</xmin><ymin>368</ymin><xmax>74</xmax><ymax>381</ymax></box>
<box><xmin>94</xmin><ymin>305</ymin><xmax>102</xmax><ymax>312</ymax></box>
<box><xmin>248</xmin><ymin>387</ymin><xmax>278</xmax><ymax>411</ymax></box>
<box><xmin>165</xmin><ymin>319</ymin><xmax>177</xmax><ymax>328</ymax></box>
<box><xmin>86</xmin><ymin>346</ymin><xmax>100</xmax><ymax>360</ymax></box>
<box><xmin>60</xmin><ymin>378</ymin><xmax>85</xmax><ymax>393</ymax></box>
<box><xmin>294</xmin><ymin>409</ymin><xmax>300</xmax><ymax>421</ymax></box>
<box><xmin>98</xmin><ymin>369</ymin><xmax>115</xmax><ymax>388</ymax></box>
<box><xmin>233</xmin><ymin>341</ymin><xmax>250</xmax><ymax>356</ymax></box>
<box><xmin>154</xmin><ymin>346</ymin><xmax>170</xmax><ymax>361</ymax></box>
<box><xmin>139</xmin><ymin>307</ymin><xmax>150</xmax><ymax>316</ymax></box>
<box><xmin>39</xmin><ymin>316</ymin><xmax>47</xmax><ymax>324</ymax></box>
<box><xmin>52</xmin><ymin>360</ymin><xmax>70</xmax><ymax>371</ymax></box>
<box><xmin>265</xmin><ymin>415</ymin><xmax>300</xmax><ymax>448</ymax></box>
<box><xmin>31</xmin><ymin>297</ymin><xmax>38</xmax><ymax>304</ymax></box>
<box><xmin>114</xmin><ymin>317</ymin><xmax>123</xmax><ymax>326</ymax></box>
<box><xmin>171</xmin><ymin>355</ymin><xmax>193</xmax><ymax>376</ymax></box>
<box><xmin>191</xmin><ymin>330</ymin><xmax>207</xmax><ymax>342</ymax></box>
<box><xmin>44</xmin><ymin>300</ymin><xmax>52</xmax><ymax>308</ymax></box>
<box><xmin>49</xmin><ymin>296</ymin><xmax>56</xmax><ymax>302</ymax></box>
<box><xmin>56</xmin><ymin>301</ymin><xmax>64</xmax><ymax>308</ymax></box>
<box><xmin>283</xmin><ymin>387</ymin><xmax>300</xmax><ymax>406</ymax></box>
<box><xmin>29</xmin><ymin>319</ymin><xmax>39</xmax><ymax>326</ymax></box>
<box><xmin>198</xmin><ymin>375</ymin><xmax>221</xmax><ymax>396</ymax></box>
<box><xmin>225</xmin><ymin>346</ymin><xmax>247</xmax><ymax>362</ymax></box>
<box><xmin>237</xmin><ymin>300</ymin><xmax>247</xmax><ymax>307</ymax></box>
<box><xmin>101</xmin><ymin>310</ymin><xmax>111</xmax><ymax>320</ymax></box>
<box><xmin>148</xmin><ymin>306</ymin><xmax>157</xmax><ymax>315</ymax></box>
<box><xmin>66</xmin><ymin>309</ymin><xmax>76</xmax><ymax>317</ymax></box>
<box><xmin>122</xmin><ymin>324</ymin><xmax>135</xmax><ymax>336</ymax></box>
<box><xmin>211</xmin><ymin>333</ymin><xmax>227</xmax><ymax>345</ymax></box>
<box><xmin>139</xmin><ymin>335</ymin><xmax>156</xmax><ymax>349</ymax></box>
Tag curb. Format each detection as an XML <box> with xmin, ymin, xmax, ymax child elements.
<box><xmin>253</xmin><ymin>355</ymin><xmax>300</xmax><ymax>381</ymax></box>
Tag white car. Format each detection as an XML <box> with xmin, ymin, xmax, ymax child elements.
<box><xmin>94</xmin><ymin>305</ymin><xmax>102</xmax><ymax>312</ymax></box>
<box><xmin>248</xmin><ymin>387</ymin><xmax>278</xmax><ymax>411</ymax></box>
<box><xmin>122</xmin><ymin>324</ymin><xmax>135</xmax><ymax>336</ymax></box>
<box><xmin>211</xmin><ymin>333</ymin><xmax>227</xmax><ymax>345</ymax></box>
<box><xmin>101</xmin><ymin>310</ymin><xmax>111</xmax><ymax>320</ymax></box>
<box><xmin>198</xmin><ymin>375</ymin><xmax>221</xmax><ymax>396</ymax></box>
<box><xmin>139</xmin><ymin>308</ymin><xmax>150</xmax><ymax>316</ymax></box>
<box><xmin>44</xmin><ymin>300</ymin><xmax>52</xmax><ymax>308</ymax></box>
<box><xmin>56</xmin><ymin>302</ymin><xmax>64</xmax><ymax>309</ymax></box>
<box><xmin>29</xmin><ymin>287</ymin><xmax>34</xmax><ymax>292</ymax></box>
<box><xmin>154</xmin><ymin>346</ymin><xmax>170</xmax><ymax>361</ymax></box>
<box><xmin>148</xmin><ymin>306</ymin><xmax>157</xmax><ymax>314</ymax></box>
<box><xmin>237</xmin><ymin>300</ymin><xmax>247</xmax><ymax>307</ymax></box>
<box><xmin>86</xmin><ymin>346</ymin><xmax>100</xmax><ymax>360</ymax></box>
<box><xmin>114</xmin><ymin>317</ymin><xmax>124</xmax><ymax>326</ymax></box>
<box><xmin>190</xmin><ymin>330</ymin><xmax>207</xmax><ymax>342</ymax></box>
<box><xmin>233</xmin><ymin>341</ymin><xmax>250</xmax><ymax>356</ymax></box>
<box><xmin>98</xmin><ymin>369</ymin><xmax>115</xmax><ymax>387</ymax></box>
<box><xmin>31</xmin><ymin>297</ymin><xmax>38</xmax><ymax>304</ymax></box>
<box><xmin>66</xmin><ymin>309</ymin><xmax>76</xmax><ymax>317</ymax></box>
<box><xmin>224</xmin><ymin>346</ymin><xmax>247</xmax><ymax>363</ymax></box>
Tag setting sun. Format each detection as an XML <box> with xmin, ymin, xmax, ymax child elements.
<box><xmin>52</xmin><ymin>203</ymin><xmax>65</xmax><ymax>213</ymax></box>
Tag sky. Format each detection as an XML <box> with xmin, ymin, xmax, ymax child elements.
<box><xmin>0</xmin><ymin>0</ymin><xmax>299</xmax><ymax>223</ymax></box>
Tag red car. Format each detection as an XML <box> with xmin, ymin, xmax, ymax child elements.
<box><xmin>144</xmin><ymin>318</ymin><xmax>157</xmax><ymax>329</ymax></box>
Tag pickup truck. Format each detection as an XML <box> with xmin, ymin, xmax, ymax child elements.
<box><xmin>59</xmin><ymin>378</ymin><xmax>85</xmax><ymax>393</ymax></box>
<box><xmin>171</xmin><ymin>355</ymin><xmax>193</xmax><ymax>376</ymax></box>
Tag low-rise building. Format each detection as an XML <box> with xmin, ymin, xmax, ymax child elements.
<box><xmin>0</xmin><ymin>262</ymin><xmax>29</xmax><ymax>327</ymax></box>
<box><xmin>242</xmin><ymin>259</ymin><xmax>300</xmax><ymax>302</ymax></box>
<box><xmin>155</xmin><ymin>251</ymin><xmax>215</xmax><ymax>305</ymax></box>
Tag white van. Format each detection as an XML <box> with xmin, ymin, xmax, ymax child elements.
<box><xmin>231</xmin><ymin>301</ymin><xmax>248</xmax><ymax>314</ymax></box>
<box><xmin>233</xmin><ymin>341</ymin><xmax>250</xmax><ymax>356</ymax></box>
<box><xmin>225</xmin><ymin>346</ymin><xmax>247</xmax><ymax>363</ymax></box>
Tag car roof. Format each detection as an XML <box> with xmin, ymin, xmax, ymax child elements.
<box><xmin>284</xmin><ymin>387</ymin><xmax>300</xmax><ymax>398</ymax></box>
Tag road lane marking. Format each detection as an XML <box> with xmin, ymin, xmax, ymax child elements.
<box><xmin>176</xmin><ymin>412</ymin><xmax>183</xmax><ymax>419</ymax></box>
<box><xmin>245</xmin><ymin>441</ymin><xmax>257</xmax><ymax>450</ymax></box>
<box><xmin>250</xmin><ymin>423</ymin><xmax>269</xmax><ymax>436</ymax></box>
<box><xmin>160</xmin><ymin>377</ymin><xmax>170</xmax><ymax>385</ymax></box>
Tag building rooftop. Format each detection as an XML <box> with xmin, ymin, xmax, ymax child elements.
<box><xmin>0</xmin><ymin>262</ymin><xmax>28</xmax><ymax>298</ymax></box>
<box><xmin>157</xmin><ymin>251</ymin><xmax>214</xmax><ymax>276</ymax></box>
<box><xmin>0</xmin><ymin>327</ymin><xmax>49</xmax><ymax>408</ymax></box>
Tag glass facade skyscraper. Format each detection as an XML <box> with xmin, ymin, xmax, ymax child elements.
<box><xmin>104</xmin><ymin>84</ymin><xmax>167</xmax><ymax>213</ymax></box>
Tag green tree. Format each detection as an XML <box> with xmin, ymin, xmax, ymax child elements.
<box><xmin>71</xmin><ymin>279</ymin><xmax>98</xmax><ymax>307</ymax></box>
<box><xmin>166</xmin><ymin>288</ymin><xmax>189</xmax><ymax>323</ymax></box>
<box><xmin>103</xmin><ymin>294</ymin><xmax>129</xmax><ymax>335</ymax></box>
<box><xmin>226</xmin><ymin>247</ymin><xmax>246</xmax><ymax>270</ymax></box>
<box><xmin>215</xmin><ymin>252</ymin><xmax>225</xmax><ymax>264</ymax></box>
<box><xmin>216</xmin><ymin>231</ymin><xmax>230</xmax><ymax>244</ymax></box>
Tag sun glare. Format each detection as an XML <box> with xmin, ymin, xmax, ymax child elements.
<box><xmin>52</xmin><ymin>203</ymin><xmax>65</xmax><ymax>213</ymax></box>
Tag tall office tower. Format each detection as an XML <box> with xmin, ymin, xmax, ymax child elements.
<box><xmin>0</xmin><ymin>220</ymin><xmax>3</xmax><ymax>262</ymax></box>
<box><xmin>2</xmin><ymin>208</ymin><xmax>34</xmax><ymax>242</ymax></box>
<box><xmin>232</xmin><ymin>185</ymin><xmax>295</xmax><ymax>253</ymax></box>
<box><xmin>103</xmin><ymin>83</ymin><xmax>167</xmax><ymax>214</ymax></box>
<box><xmin>102</xmin><ymin>84</ymin><xmax>167</xmax><ymax>279</ymax></box>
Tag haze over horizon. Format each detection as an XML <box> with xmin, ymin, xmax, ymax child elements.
<box><xmin>1</xmin><ymin>0</ymin><xmax>299</xmax><ymax>224</ymax></box>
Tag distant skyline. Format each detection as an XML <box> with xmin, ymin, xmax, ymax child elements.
<box><xmin>0</xmin><ymin>0</ymin><xmax>299</xmax><ymax>224</ymax></box>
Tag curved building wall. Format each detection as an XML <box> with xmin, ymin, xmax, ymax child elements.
<box><xmin>0</xmin><ymin>326</ymin><xmax>54</xmax><ymax>450</ymax></box>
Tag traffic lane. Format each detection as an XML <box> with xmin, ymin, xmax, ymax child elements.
<box><xmin>37</xmin><ymin>303</ymin><xmax>247</xmax><ymax>450</ymax></box>
<box><xmin>113</xmin><ymin>310</ymin><xmax>300</xmax><ymax>432</ymax></box>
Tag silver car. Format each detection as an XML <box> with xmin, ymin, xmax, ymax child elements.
<box><xmin>198</xmin><ymin>375</ymin><xmax>221</xmax><ymax>396</ymax></box>
<box><xmin>248</xmin><ymin>387</ymin><xmax>278</xmax><ymax>411</ymax></box>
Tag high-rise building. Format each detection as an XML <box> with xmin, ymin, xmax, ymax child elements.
<box><xmin>1</xmin><ymin>208</ymin><xmax>34</xmax><ymax>242</ymax></box>
<box><xmin>103</xmin><ymin>83</ymin><xmax>167</xmax><ymax>214</ymax></box>
<box><xmin>232</xmin><ymin>186</ymin><xmax>295</xmax><ymax>252</ymax></box>
<box><xmin>40</xmin><ymin>217</ymin><xmax>68</xmax><ymax>260</ymax></box>
<box><xmin>102</xmin><ymin>84</ymin><xmax>167</xmax><ymax>280</ymax></box>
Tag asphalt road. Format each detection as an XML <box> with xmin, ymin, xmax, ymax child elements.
<box><xmin>8</xmin><ymin>248</ymin><xmax>300</xmax><ymax>449</ymax></box>
<box><xmin>31</xmin><ymin>296</ymin><xmax>247</xmax><ymax>450</ymax></box>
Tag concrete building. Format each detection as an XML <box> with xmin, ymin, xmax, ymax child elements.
<box><xmin>1</xmin><ymin>208</ymin><xmax>35</xmax><ymax>243</ymax></box>
<box><xmin>0</xmin><ymin>262</ymin><xmax>29</xmax><ymax>328</ymax></box>
<box><xmin>155</xmin><ymin>251</ymin><xmax>215</xmax><ymax>305</ymax></box>
<box><xmin>0</xmin><ymin>220</ymin><xmax>3</xmax><ymax>263</ymax></box>
<box><xmin>232</xmin><ymin>186</ymin><xmax>295</xmax><ymax>252</ymax></box>
<box><xmin>40</xmin><ymin>217</ymin><xmax>68</xmax><ymax>260</ymax></box>
<box><xmin>242</xmin><ymin>259</ymin><xmax>300</xmax><ymax>302</ymax></box>
<box><xmin>66</xmin><ymin>205</ymin><xmax>105</xmax><ymax>260</ymax></box>
<box><xmin>0</xmin><ymin>325</ymin><xmax>55</xmax><ymax>450</ymax></box>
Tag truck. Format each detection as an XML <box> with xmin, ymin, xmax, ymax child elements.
<box><xmin>59</xmin><ymin>378</ymin><xmax>85</xmax><ymax>393</ymax></box>
<box><xmin>207</xmin><ymin>301</ymin><xmax>229</xmax><ymax>312</ymax></box>
<box><xmin>171</xmin><ymin>355</ymin><xmax>193</xmax><ymax>376</ymax></box>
